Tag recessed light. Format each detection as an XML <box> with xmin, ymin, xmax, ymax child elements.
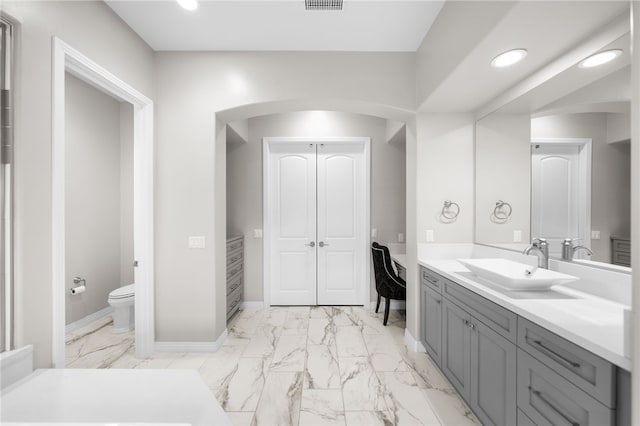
<box><xmin>491</xmin><ymin>49</ymin><xmax>528</xmax><ymax>68</ymax></box>
<box><xmin>579</xmin><ymin>49</ymin><xmax>622</xmax><ymax>68</ymax></box>
<box><xmin>177</xmin><ymin>0</ymin><xmax>198</xmax><ymax>11</ymax></box>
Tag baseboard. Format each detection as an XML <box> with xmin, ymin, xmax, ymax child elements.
<box><xmin>154</xmin><ymin>329</ymin><xmax>228</xmax><ymax>353</ymax></box>
<box><xmin>240</xmin><ymin>301</ymin><xmax>265</xmax><ymax>310</ymax></box>
<box><xmin>404</xmin><ymin>328</ymin><xmax>426</xmax><ymax>353</ymax></box>
<box><xmin>368</xmin><ymin>300</ymin><xmax>406</xmax><ymax>311</ymax></box>
<box><xmin>65</xmin><ymin>306</ymin><xmax>113</xmax><ymax>334</ymax></box>
<box><xmin>0</xmin><ymin>345</ymin><xmax>34</xmax><ymax>390</ymax></box>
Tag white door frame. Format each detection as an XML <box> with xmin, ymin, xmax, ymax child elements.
<box><xmin>263</xmin><ymin>137</ymin><xmax>371</xmax><ymax>307</ymax></box>
<box><xmin>531</xmin><ymin>137</ymin><xmax>592</xmax><ymax>249</ymax></box>
<box><xmin>52</xmin><ymin>38</ymin><xmax>155</xmax><ymax>367</ymax></box>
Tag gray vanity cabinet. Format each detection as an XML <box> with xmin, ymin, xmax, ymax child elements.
<box><xmin>421</xmin><ymin>284</ymin><xmax>442</xmax><ymax>366</ymax></box>
<box><xmin>441</xmin><ymin>297</ymin><xmax>472</xmax><ymax>400</ymax></box>
<box><xmin>470</xmin><ymin>318</ymin><xmax>517</xmax><ymax>426</ymax></box>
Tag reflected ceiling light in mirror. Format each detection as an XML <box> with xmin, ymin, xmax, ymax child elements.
<box><xmin>579</xmin><ymin>49</ymin><xmax>623</xmax><ymax>68</ymax></box>
<box><xmin>491</xmin><ymin>49</ymin><xmax>528</xmax><ymax>68</ymax></box>
<box><xmin>177</xmin><ymin>0</ymin><xmax>198</xmax><ymax>11</ymax></box>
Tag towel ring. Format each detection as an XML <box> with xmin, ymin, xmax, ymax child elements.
<box><xmin>441</xmin><ymin>200</ymin><xmax>460</xmax><ymax>220</ymax></box>
<box><xmin>493</xmin><ymin>200</ymin><xmax>512</xmax><ymax>221</ymax></box>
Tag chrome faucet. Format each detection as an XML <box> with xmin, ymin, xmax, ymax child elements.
<box><xmin>561</xmin><ymin>238</ymin><xmax>593</xmax><ymax>261</ymax></box>
<box><xmin>523</xmin><ymin>238</ymin><xmax>549</xmax><ymax>269</ymax></box>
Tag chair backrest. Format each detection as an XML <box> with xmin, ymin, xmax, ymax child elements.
<box><xmin>371</xmin><ymin>242</ymin><xmax>398</xmax><ymax>285</ymax></box>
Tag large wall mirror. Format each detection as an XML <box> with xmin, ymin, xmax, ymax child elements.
<box><xmin>475</xmin><ymin>30</ymin><xmax>631</xmax><ymax>271</ymax></box>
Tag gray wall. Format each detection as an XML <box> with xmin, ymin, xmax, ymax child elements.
<box><xmin>2</xmin><ymin>0</ymin><xmax>154</xmax><ymax>367</ymax></box>
<box><xmin>226</xmin><ymin>111</ymin><xmax>406</xmax><ymax>303</ymax></box>
<box><xmin>65</xmin><ymin>74</ymin><xmax>133</xmax><ymax>325</ymax></box>
<box><xmin>475</xmin><ymin>113</ymin><xmax>531</xmax><ymax>245</ymax></box>
<box><xmin>531</xmin><ymin>113</ymin><xmax>631</xmax><ymax>262</ymax></box>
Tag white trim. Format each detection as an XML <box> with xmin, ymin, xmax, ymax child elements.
<box><xmin>369</xmin><ymin>300</ymin><xmax>406</xmax><ymax>311</ymax></box>
<box><xmin>263</xmin><ymin>137</ymin><xmax>371</xmax><ymax>308</ymax></box>
<box><xmin>52</xmin><ymin>38</ymin><xmax>155</xmax><ymax>367</ymax></box>
<box><xmin>64</xmin><ymin>306</ymin><xmax>113</xmax><ymax>334</ymax></box>
<box><xmin>240</xmin><ymin>301</ymin><xmax>265</xmax><ymax>310</ymax></box>
<box><xmin>404</xmin><ymin>328</ymin><xmax>426</xmax><ymax>353</ymax></box>
<box><xmin>531</xmin><ymin>138</ymin><xmax>592</xmax><ymax>252</ymax></box>
<box><xmin>0</xmin><ymin>346</ymin><xmax>33</xmax><ymax>390</ymax></box>
<box><xmin>154</xmin><ymin>329</ymin><xmax>228</xmax><ymax>353</ymax></box>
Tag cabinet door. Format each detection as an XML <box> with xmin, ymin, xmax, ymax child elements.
<box><xmin>422</xmin><ymin>285</ymin><xmax>442</xmax><ymax>366</ymax></box>
<box><xmin>442</xmin><ymin>298</ymin><xmax>472</xmax><ymax>400</ymax></box>
<box><xmin>470</xmin><ymin>319</ymin><xmax>517</xmax><ymax>426</ymax></box>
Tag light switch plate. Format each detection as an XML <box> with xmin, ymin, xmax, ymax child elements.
<box><xmin>592</xmin><ymin>230</ymin><xmax>601</xmax><ymax>240</ymax></box>
<box><xmin>398</xmin><ymin>233</ymin><xmax>404</xmax><ymax>243</ymax></box>
<box><xmin>371</xmin><ymin>228</ymin><xmax>378</xmax><ymax>238</ymax></box>
<box><xmin>254</xmin><ymin>229</ymin><xmax>263</xmax><ymax>238</ymax></box>
<box><xmin>426</xmin><ymin>230</ymin><xmax>434</xmax><ymax>242</ymax></box>
<box><xmin>188</xmin><ymin>236</ymin><xmax>206</xmax><ymax>249</ymax></box>
<box><xmin>513</xmin><ymin>230</ymin><xmax>522</xmax><ymax>242</ymax></box>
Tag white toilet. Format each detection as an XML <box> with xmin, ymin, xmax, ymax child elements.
<box><xmin>108</xmin><ymin>284</ymin><xmax>135</xmax><ymax>334</ymax></box>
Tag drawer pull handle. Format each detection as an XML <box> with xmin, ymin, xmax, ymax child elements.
<box><xmin>529</xmin><ymin>387</ymin><xmax>579</xmax><ymax>426</ymax></box>
<box><xmin>529</xmin><ymin>338</ymin><xmax>581</xmax><ymax>369</ymax></box>
<box><xmin>435</xmin><ymin>299</ymin><xmax>441</xmax><ymax>305</ymax></box>
<box><xmin>424</xmin><ymin>275</ymin><xmax>438</xmax><ymax>285</ymax></box>
<box><xmin>463</xmin><ymin>319</ymin><xmax>475</xmax><ymax>330</ymax></box>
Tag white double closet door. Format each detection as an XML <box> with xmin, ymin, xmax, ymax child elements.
<box><xmin>265</xmin><ymin>139</ymin><xmax>369</xmax><ymax>306</ymax></box>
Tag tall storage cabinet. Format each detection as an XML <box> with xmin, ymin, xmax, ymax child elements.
<box><xmin>226</xmin><ymin>235</ymin><xmax>244</xmax><ymax>321</ymax></box>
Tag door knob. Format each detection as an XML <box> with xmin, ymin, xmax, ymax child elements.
<box><xmin>305</xmin><ymin>241</ymin><xmax>316</xmax><ymax>247</ymax></box>
<box><xmin>318</xmin><ymin>241</ymin><xmax>329</xmax><ymax>248</ymax></box>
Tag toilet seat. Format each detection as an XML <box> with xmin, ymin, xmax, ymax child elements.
<box><xmin>109</xmin><ymin>284</ymin><xmax>135</xmax><ymax>300</ymax></box>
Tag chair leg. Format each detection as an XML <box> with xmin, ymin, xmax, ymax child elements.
<box><xmin>375</xmin><ymin>293</ymin><xmax>382</xmax><ymax>313</ymax></box>
<box><xmin>383</xmin><ymin>298</ymin><xmax>391</xmax><ymax>326</ymax></box>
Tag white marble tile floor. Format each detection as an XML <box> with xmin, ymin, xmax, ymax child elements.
<box><xmin>66</xmin><ymin>307</ymin><xmax>480</xmax><ymax>426</ymax></box>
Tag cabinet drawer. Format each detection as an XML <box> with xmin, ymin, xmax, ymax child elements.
<box><xmin>226</xmin><ymin>236</ymin><xmax>243</xmax><ymax>252</ymax></box>
<box><xmin>227</xmin><ymin>285</ymin><xmax>242</xmax><ymax>314</ymax></box>
<box><xmin>517</xmin><ymin>408</ymin><xmax>536</xmax><ymax>426</ymax></box>
<box><xmin>227</xmin><ymin>273</ymin><xmax>243</xmax><ymax>294</ymax></box>
<box><xmin>443</xmin><ymin>279</ymin><xmax>517</xmax><ymax>342</ymax></box>
<box><xmin>612</xmin><ymin>251</ymin><xmax>631</xmax><ymax>266</ymax></box>
<box><xmin>227</xmin><ymin>246</ymin><xmax>243</xmax><ymax>265</ymax></box>
<box><xmin>517</xmin><ymin>349</ymin><xmax>614</xmax><ymax>426</ymax></box>
<box><xmin>518</xmin><ymin>317</ymin><xmax>615</xmax><ymax>407</ymax></box>
<box><xmin>421</xmin><ymin>267</ymin><xmax>443</xmax><ymax>293</ymax></box>
<box><xmin>227</xmin><ymin>258</ymin><xmax>243</xmax><ymax>277</ymax></box>
<box><xmin>612</xmin><ymin>239</ymin><xmax>630</xmax><ymax>253</ymax></box>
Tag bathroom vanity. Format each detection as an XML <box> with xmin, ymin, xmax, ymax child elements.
<box><xmin>419</xmin><ymin>262</ymin><xmax>631</xmax><ymax>426</ymax></box>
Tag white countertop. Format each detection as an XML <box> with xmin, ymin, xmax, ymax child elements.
<box><xmin>1</xmin><ymin>369</ymin><xmax>231</xmax><ymax>425</ymax></box>
<box><xmin>419</xmin><ymin>258</ymin><xmax>631</xmax><ymax>371</ymax></box>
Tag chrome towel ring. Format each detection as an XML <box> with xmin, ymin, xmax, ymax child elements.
<box><xmin>441</xmin><ymin>200</ymin><xmax>460</xmax><ymax>221</ymax></box>
<box><xmin>492</xmin><ymin>200</ymin><xmax>512</xmax><ymax>222</ymax></box>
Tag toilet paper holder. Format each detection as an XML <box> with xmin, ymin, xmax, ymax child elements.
<box><xmin>70</xmin><ymin>277</ymin><xmax>87</xmax><ymax>295</ymax></box>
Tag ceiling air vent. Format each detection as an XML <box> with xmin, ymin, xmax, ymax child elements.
<box><xmin>305</xmin><ymin>0</ymin><xmax>343</xmax><ymax>11</ymax></box>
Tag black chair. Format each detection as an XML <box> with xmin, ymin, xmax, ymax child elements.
<box><xmin>371</xmin><ymin>242</ymin><xmax>406</xmax><ymax>326</ymax></box>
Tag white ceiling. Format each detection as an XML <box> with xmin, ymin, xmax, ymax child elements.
<box><xmin>417</xmin><ymin>1</ymin><xmax>630</xmax><ymax>112</ymax></box>
<box><xmin>105</xmin><ymin>0</ymin><xmax>444</xmax><ymax>51</ymax></box>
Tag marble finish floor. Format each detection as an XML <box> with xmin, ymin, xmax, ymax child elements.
<box><xmin>66</xmin><ymin>307</ymin><xmax>480</xmax><ymax>426</ymax></box>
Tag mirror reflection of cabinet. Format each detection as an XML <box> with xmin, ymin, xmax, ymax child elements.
<box><xmin>474</xmin><ymin>27</ymin><xmax>632</xmax><ymax>270</ymax></box>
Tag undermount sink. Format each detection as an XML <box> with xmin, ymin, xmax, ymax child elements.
<box><xmin>457</xmin><ymin>258</ymin><xmax>578</xmax><ymax>291</ymax></box>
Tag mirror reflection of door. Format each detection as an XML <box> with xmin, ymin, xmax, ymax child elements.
<box><xmin>531</xmin><ymin>143</ymin><xmax>589</xmax><ymax>259</ymax></box>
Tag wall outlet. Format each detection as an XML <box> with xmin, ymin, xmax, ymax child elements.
<box><xmin>254</xmin><ymin>229</ymin><xmax>263</xmax><ymax>238</ymax></box>
<box><xmin>513</xmin><ymin>230</ymin><xmax>522</xmax><ymax>243</ymax></box>
<box><xmin>398</xmin><ymin>233</ymin><xmax>404</xmax><ymax>243</ymax></box>
<box><xmin>426</xmin><ymin>230</ymin><xmax>434</xmax><ymax>242</ymax></box>
<box><xmin>188</xmin><ymin>236</ymin><xmax>206</xmax><ymax>249</ymax></box>
<box><xmin>592</xmin><ymin>230</ymin><xmax>601</xmax><ymax>240</ymax></box>
<box><xmin>371</xmin><ymin>228</ymin><xmax>378</xmax><ymax>238</ymax></box>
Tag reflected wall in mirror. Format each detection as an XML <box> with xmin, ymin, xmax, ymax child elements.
<box><xmin>475</xmin><ymin>31</ymin><xmax>631</xmax><ymax>269</ymax></box>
